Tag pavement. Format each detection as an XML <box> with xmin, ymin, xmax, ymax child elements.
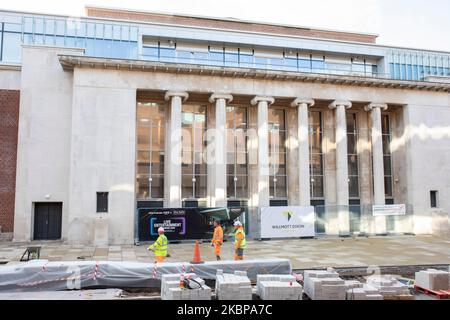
<box><xmin>1</xmin><ymin>235</ymin><xmax>449</xmax><ymax>269</ymax></box>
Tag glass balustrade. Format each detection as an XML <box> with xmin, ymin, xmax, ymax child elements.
<box><xmin>314</xmin><ymin>204</ymin><xmax>415</xmax><ymax>236</ymax></box>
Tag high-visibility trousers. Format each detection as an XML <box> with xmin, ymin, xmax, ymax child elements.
<box><xmin>155</xmin><ymin>256</ymin><xmax>165</xmax><ymax>263</ymax></box>
<box><xmin>214</xmin><ymin>244</ymin><xmax>222</xmax><ymax>256</ymax></box>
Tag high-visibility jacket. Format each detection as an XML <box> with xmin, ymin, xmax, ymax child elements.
<box><xmin>148</xmin><ymin>234</ymin><xmax>168</xmax><ymax>257</ymax></box>
<box><xmin>211</xmin><ymin>225</ymin><xmax>224</xmax><ymax>245</ymax></box>
<box><xmin>234</xmin><ymin>226</ymin><xmax>246</xmax><ymax>249</ymax></box>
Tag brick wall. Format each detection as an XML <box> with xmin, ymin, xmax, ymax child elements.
<box><xmin>0</xmin><ymin>90</ymin><xmax>20</xmax><ymax>233</ymax></box>
<box><xmin>86</xmin><ymin>7</ymin><xmax>377</xmax><ymax>44</ymax></box>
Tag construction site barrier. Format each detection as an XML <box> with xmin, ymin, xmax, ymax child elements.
<box><xmin>0</xmin><ymin>258</ymin><xmax>291</xmax><ymax>292</ymax></box>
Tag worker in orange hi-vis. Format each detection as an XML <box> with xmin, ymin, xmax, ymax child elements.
<box><xmin>211</xmin><ymin>220</ymin><xmax>224</xmax><ymax>261</ymax></box>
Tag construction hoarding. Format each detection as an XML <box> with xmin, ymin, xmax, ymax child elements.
<box><xmin>138</xmin><ymin>207</ymin><xmax>246</xmax><ymax>241</ymax></box>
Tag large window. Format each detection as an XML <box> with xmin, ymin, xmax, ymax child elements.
<box><xmin>382</xmin><ymin>114</ymin><xmax>393</xmax><ymax>198</ymax></box>
<box><xmin>226</xmin><ymin>106</ymin><xmax>249</xmax><ymax>199</ymax></box>
<box><xmin>181</xmin><ymin>105</ymin><xmax>207</xmax><ymax>199</ymax></box>
<box><xmin>347</xmin><ymin>113</ymin><xmax>359</xmax><ymax>199</ymax></box>
<box><xmin>1</xmin><ymin>22</ymin><xmax>22</xmax><ymax>63</ymax></box>
<box><xmin>0</xmin><ymin>16</ymin><xmax>139</xmax><ymax>63</ymax></box>
<box><xmin>269</xmin><ymin>108</ymin><xmax>287</xmax><ymax>199</ymax></box>
<box><xmin>309</xmin><ymin>111</ymin><xmax>324</xmax><ymax>199</ymax></box>
<box><xmin>136</xmin><ymin>102</ymin><xmax>165</xmax><ymax>199</ymax></box>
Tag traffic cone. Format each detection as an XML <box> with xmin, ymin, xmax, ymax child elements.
<box><xmin>190</xmin><ymin>240</ymin><xmax>204</xmax><ymax>264</ymax></box>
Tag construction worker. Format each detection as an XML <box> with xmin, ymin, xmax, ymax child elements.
<box><xmin>147</xmin><ymin>227</ymin><xmax>168</xmax><ymax>263</ymax></box>
<box><xmin>233</xmin><ymin>221</ymin><xmax>246</xmax><ymax>260</ymax></box>
<box><xmin>211</xmin><ymin>220</ymin><xmax>223</xmax><ymax>261</ymax></box>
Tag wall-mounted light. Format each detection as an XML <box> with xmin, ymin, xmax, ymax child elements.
<box><xmin>45</xmin><ymin>194</ymin><xmax>51</xmax><ymax>199</ymax></box>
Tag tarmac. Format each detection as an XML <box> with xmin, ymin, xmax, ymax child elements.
<box><xmin>1</xmin><ymin>235</ymin><xmax>449</xmax><ymax>269</ymax></box>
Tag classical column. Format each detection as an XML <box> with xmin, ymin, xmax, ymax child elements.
<box><xmin>164</xmin><ymin>91</ymin><xmax>188</xmax><ymax>208</ymax></box>
<box><xmin>251</xmin><ymin>96</ymin><xmax>275</xmax><ymax>208</ymax></box>
<box><xmin>209</xmin><ymin>93</ymin><xmax>233</xmax><ymax>207</ymax></box>
<box><xmin>365</xmin><ymin>103</ymin><xmax>389</xmax><ymax>235</ymax></box>
<box><xmin>291</xmin><ymin>98</ymin><xmax>315</xmax><ymax>206</ymax></box>
<box><xmin>329</xmin><ymin>100</ymin><xmax>352</xmax><ymax>235</ymax></box>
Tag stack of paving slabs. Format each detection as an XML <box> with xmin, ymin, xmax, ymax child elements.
<box><xmin>161</xmin><ymin>273</ymin><xmax>212</xmax><ymax>300</ymax></box>
<box><xmin>415</xmin><ymin>269</ymin><xmax>450</xmax><ymax>291</ymax></box>
<box><xmin>365</xmin><ymin>275</ymin><xmax>411</xmax><ymax>298</ymax></box>
<box><xmin>345</xmin><ymin>281</ymin><xmax>384</xmax><ymax>300</ymax></box>
<box><xmin>215</xmin><ymin>269</ymin><xmax>252</xmax><ymax>300</ymax></box>
<box><xmin>256</xmin><ymin>274</ymin><xmax>303</xmax><ymax>300</ymax></box>
<box><xmin>303</xmin><ymin>269</ymin><xmax>348</xmax><ymax>300</ymax></box>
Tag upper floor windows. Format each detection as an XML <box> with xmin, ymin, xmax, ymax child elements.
<box><xmin>0</xmin><ymin>16</ymin><xmax>139</xmax><ymax>63</ymax></box>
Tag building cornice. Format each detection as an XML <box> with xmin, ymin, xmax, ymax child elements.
<box><xmin>58</xmin><ymin>55</ymin><xmax>450</xmax><ymax>93</ymax></box>
<box><xmin>0</xmin><ymin>63</ymin><xmax>21</xmax><ymax>71</ymax></box>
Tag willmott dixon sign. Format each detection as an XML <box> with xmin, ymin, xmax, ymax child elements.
<box><xmin>260</xmin><ymin>206</ymin><xmax>315</xmax><ymax>238</ymax></box>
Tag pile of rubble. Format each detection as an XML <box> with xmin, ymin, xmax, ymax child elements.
<box><xmin>215</xmin><ymin>270</ymin><xmax>252</xmax><ymax>300</ymax></box>
<box><xmin>256</xmin><ymin>274</ymin><xmax>303</xmax><ymax>300</ymax></box>
<box><xmin>161</xmin><ymin>273</ymin><xmax>212</xmax><ymax>300</ymax></box>
<box><xmin>415</xmin><ymin>269</ymin><xmax>450</xmax><ymax>291</ymax></box>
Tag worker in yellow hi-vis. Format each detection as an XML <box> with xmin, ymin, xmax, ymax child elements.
<box><xmin>233</xmin><ymin>221</ymin><xmax>246</xmax><ymax>260</ymax></box>
<box><xmin>147</xmin><ymin>227</ymin><xmax>169</xmax><ymax>263</ymax></box>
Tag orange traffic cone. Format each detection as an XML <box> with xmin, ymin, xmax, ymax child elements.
<box><xmin>190</xmin><ymin>240</ymin><xmax>204</xmax><ymax>264</ymax></box>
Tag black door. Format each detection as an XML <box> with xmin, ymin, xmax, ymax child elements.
<box><xmin>34</xmin><ymin>203</ymin><xmax>62</xmax><ymax>240</ymax></box>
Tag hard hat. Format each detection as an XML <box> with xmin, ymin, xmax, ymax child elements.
<box><xmin>233</xmin><ymin>221</ymin><xmax>242</xmax><ymax>227</ymax></box>
<box><xmin>158</xmin><ymin>227</ymin><xmax>165</xmax><ymax>233</ymax></box>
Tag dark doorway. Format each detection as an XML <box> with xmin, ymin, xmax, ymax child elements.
<box><xmin>34</xmin><ymin>203</ymin><xmax>62</xmax><ymax>240</ymax></box>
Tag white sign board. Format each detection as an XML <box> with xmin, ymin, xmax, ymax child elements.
<box><xmin>372</xmin><ymin>204</ymin><xmax>406</xmax><ymax>216</ymax></box>
<box><xmin>260</xmin><ymin>206</ymin><xmax>315</xmax><ymax>238</ymax></box>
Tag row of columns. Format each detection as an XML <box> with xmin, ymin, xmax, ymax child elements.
<box><xmin>163</xmin><ymin>91</ymin><xmax>389</xmax><ymax>235</ymax></box>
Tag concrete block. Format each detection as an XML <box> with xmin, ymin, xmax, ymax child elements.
<box><xmin>366</xmin><ymin>275</ymin><xmax>410</xmax><ymax>297</ymax></box>
<box><xmin>415</xmin><ymin>269</ymin><xmax>450</xmax><ymax>291</ymax></box>
<box><xmin>216</xmin><ymin>272</ymin><xmax>252</xmax><ymax>300</ymax></box>
<box><xmin>303</xmin><ymin>270</ymin><xmax>350</xmax><ymax>300</ymax></box>
<box><xmin>161</xmin><ymin>273</ymin><xmax>211</xmax><ymax>300</ymax></box>
<box><xmin>365</xmin><ymin>294</ymin><xmax>384</xmax><ymax>300</ymax></box>
<box><xmin>345</xmin><ymin>280</ymin><xmax>363</xmax><ymax>289</ymax></box>
<box><xmin>257</xmin><ymin>280</ymin><xmax>302</xmax><ymax>300</ymax></box>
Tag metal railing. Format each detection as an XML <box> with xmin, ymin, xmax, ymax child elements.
<box><xmin>140</xmin><ymin>48</ymin><xmax>390</xmax><ymax>79</ymax></box>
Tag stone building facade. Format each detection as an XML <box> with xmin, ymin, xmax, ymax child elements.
<box><xmin>0</xmin><ymin>7</ymin><xmax>449</xmax><ymax>244</ymax></box>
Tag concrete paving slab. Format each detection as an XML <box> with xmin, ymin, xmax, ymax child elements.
<box><xmin>0</xmin><ymin>235</ymin><xmax>448</xmax><ymax>270</ymax></box>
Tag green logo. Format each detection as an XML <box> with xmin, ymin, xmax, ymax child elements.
<box><xmin>282</xmin><ymin>211</ymin><xmax>293</xmax><ymax>222</ymax></box>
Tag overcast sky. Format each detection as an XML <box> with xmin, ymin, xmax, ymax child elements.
<box><xmin>1</xmin><ymin>0</ymin><xmax>449</xmax><ymax>52</ymax></box>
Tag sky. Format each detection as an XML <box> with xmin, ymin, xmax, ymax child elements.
<box><xmin>0</xmin><ymin>0</ymin><xmax>449</xmax><ymax>52</ymax></box>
